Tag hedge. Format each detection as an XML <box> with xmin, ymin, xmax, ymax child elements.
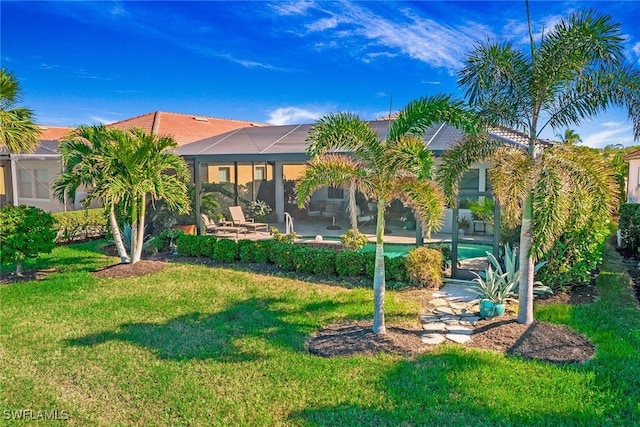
<box><xmin>53</xmin><ymin>208</ymin><xmax>108</xmax><ymax>243</ymax></box>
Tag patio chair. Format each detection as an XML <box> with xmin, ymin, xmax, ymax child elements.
<box><xmin>355</xmin><ymin>206</ymin><xmax>375</xmax><ymax>226</ymax></box>
<box><xmin>228</xmin><ymin>206</ymin><xmax>269</xmax><ymax>233</ymax></box>
<box><xmin>306</xmin><ymin>204</ymin><xmax>322</xmax><ymax>220</ymax></box>
<box><xmin>201</xmin><ymin>214</ymin><xmax>247</xmax><ymax>238</ymax></box>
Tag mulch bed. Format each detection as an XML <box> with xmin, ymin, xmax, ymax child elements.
<box><xmin>0</xmin><ymin>268</ymin><xmax>57</xmax><ymax>285</ymax></box>
<box><xmin>91</xmin><ymin>260</ymin><xmax>168</xmax><ymax>279</ymax></box>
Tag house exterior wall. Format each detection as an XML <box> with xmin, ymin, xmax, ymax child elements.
<box><xmin>11</xmin><ymin>157</ymin><xmax>67</xmax><ymax>212</ymax></box>
<box><xmin>627</xmin><ymin>158</ymin><xmax>640</xmax><ymax>203</ymax></box>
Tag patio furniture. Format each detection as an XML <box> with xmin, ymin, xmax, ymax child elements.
<box><xmin>306</xmin><ymin>204</ymin><xmax>322</xmax><ymax>220</ymax></box>
<box><xmin>201</xmin><ymin>214</ymin><xmax>247</xmax><ymax>238</ymax></box>
<box><xmin>228</xmin><ymin>206</ymin><xmax>269</xmax><ymax>233</ymax></box>
<box><xmin>355</xmin><ymin>206</ymin><xmax>375</xmax><ymax>226</ymax></box>
<box><xmin>472</xmin><ymin>220</ymin><xmax>487</xmax><ymax>236</ymax></box>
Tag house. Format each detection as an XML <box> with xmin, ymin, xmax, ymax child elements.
<box><xmin>0</xmin><ymin>112</ymin><xmax>263</xmax><ymax>212</ymax></box>
<box><xmin>624</xmin><ymin>149</ymin><xmax>640</xmax><ymax>202</ymax></box>
<box><xmin>176</xmin><ymin>120</ymin><xmax>533</xmax><ymax>231</ymax></box>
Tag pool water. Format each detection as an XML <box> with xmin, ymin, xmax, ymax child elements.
<box><xmin>358</xmin><ymin>243</ymin><xmax>492</xmax><ymax>259</ymax></box>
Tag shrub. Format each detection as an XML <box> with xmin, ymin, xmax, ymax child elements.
<box><xmin>53</xmin><ymin>208</ymin><xmax>107</xmax><ymax>243</ymax></box>
<box><xmin>618</xmin><ymin>203</ymin><xmax>640</xmax><ymax>254</ymax></box>
<box><xmin>198</xmin><ymin>235</ymin><xmax>218</xmax><ymax>258</ymax></box>
<box><xmin>212</xmin><ymin>239</ymin><xmax>238</xmax><ymax>263</ymax></box>
<box><xmin>149</xmin><ymin>229</ymin><xmax>183</xmax><ymax>253</ymax></box>
<box><xmin>340</xmin><ymin>229</ymin><xmax>368</xmax><ymax>251</ymax></box>
<box><xmin>273</xmin><ymin>242</ymin><xmax>298</xmax><ymax>271</ymax></box>
<box><xmin>271</xmin><ymin>227</ymin><xmax>297</xmax><ymax>244</ymax></box>
<box><xmin>0</xmin><ymin>205</ymin><xmax>58</xmax><ymax>274</ymax></box>
<box><xmin>538</xmin><ymin>218</ymin><xmax>611</xmax><ymax>288</ymax></box>
<box><xmin>363</xmin><ymin>251</ymin><xmax>377</xmax><ymax>279</ymax></box>
<box><xmin>176</xmin><ymin>234</ymin><xmax>201</xmax><ymax>257</ymax></box>
<box><xmin>405</xmin><ymin>247</ymin><xmax>443</xmax><ymax>288</ymax></box>
<box><xmin>336</xmin><ymin>251</ymin><xmax>365</xmax><ymax>277</ymax></box>
<box><xmin>385</xmin><ymin>256</ymin><xmax>407</xmax><ymax>282</ymax></box>
<box><xmin>313</xmin><ymin>249</ymin><xmax>336</xmax><ymax>276</ymax></box>
<box><xmin>238</xmin><ymin>239</ymin><xmax>259</xmax><ymax>262</ymax></box>
<box><xmin>256</xmin><ymin>239</ymin><xmax>279</xmax><ymax>263</ymax></box>
<box><xmin>296</xmin><ymin>246</ymin><xmax>316</xmax><ymax>274</ymax></box>
<box><xmin>426</xmin><ymin>242</ymin><xmax>452</xmax><ymax>268</ymax></box>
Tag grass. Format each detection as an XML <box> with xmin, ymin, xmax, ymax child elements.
<box><xmin>1</xmin><ymin>240</ymin><xmax>639</xmax><ymax>426</ymax></box>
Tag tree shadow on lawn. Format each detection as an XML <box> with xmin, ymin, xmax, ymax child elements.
<box><xmin>66</xmin><ymin>297</ymin><xmax>351</xmax><ymax>362</ymax></box>
<box><xmin>294</xmin><ymin>349</ymin><xmax>618</xmax><ymax>426</ymax></box>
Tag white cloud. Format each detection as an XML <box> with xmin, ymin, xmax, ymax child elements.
<box><xmin>421</xmin><ymin>80</ymin><xmax>441</xmax><ymax>85</ymax></box>
<box><xmin>89</xmin><ymin>116</ymin><xmax>116</xmax><ymax>125</ymax></box>
<box><xmin>581</xmin><ymin>124</ymin><xmax>634</xmax><ymax>149</ymax></box>
<box><xmin>306</xmin><ymin>17</ymin><xmax>340</xmax><ymax>32</ymax></box>
<box><xmin>266</xmin><ymin>107</ymin><xmax>325</xmax><ymax>125</ymax></box>
<box><xmin>633</xmin><ymin>42</ymin><xmax>640</xmax><ymax>62</ymax></box>
<box><xmin>271</xmin><ymin>1</ymin><xmax>315</xmax><ymax>16</ymax></box>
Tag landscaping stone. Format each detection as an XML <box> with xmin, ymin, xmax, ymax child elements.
<box><xmin>459</xmin><ymin>316</ymin><xmax>480</xmax><ymax>326</ymax></box>
<box><xmin>420</xmin><ymin>314</ymin><xmax>441</xmax><ymax>323</ymax></box>
<box><xmin>421</xmin><ymin>333</ymin><xmax>446</xmax><ymax>345</ymax></box>
<box><xmin>445</xmin><ymin>325</ymin><xmax>473</xmax><ymax>335</ymax></box>
<box><xmin>428</xmin><ymin>298</ymin><xmax>450</xmax><ymax>307</ymax></box>
<box><xmin>422</xmin><ymin>322</ymin><xmax>447</xmax><ymax>332</ymax></box>
<box><xmin>446</xmin><ymin>333</ymin><xmax>472</xmax><ymax>344</ymax></box>
<box><xmin>433</xmin><ymin>306</ymin><xmax>455</xmax><ymax>315</ymax></box>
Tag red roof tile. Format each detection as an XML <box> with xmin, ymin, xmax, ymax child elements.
<box><xmin>38</xmin><ymin>126</ymin><xmax>73</xmax><ymax>141</ymax></box>
<box><xmin>108</xmin><ymin>111</ymin><xmax>268</xmax><ymax>145</ymax></box>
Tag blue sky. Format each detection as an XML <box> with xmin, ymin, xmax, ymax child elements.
<box><xmin>2</xmin><ymin>1</ymin><xmax>639</xmax><ymax>148</ymax></box>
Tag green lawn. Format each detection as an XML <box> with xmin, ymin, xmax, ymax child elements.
<box><xmin>1</xmin><ymin>241</ymin><xmax>639</xmax><ymax>426</ymax></box>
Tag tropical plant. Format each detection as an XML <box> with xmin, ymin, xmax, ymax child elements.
<box><xmin>340</xmin><ymin>228</ymin><xmax>369</xmax><ymax>251</ymax></box>
<box><xmin>119</xmin><ymin>223</ymin><xmax>152</xmax><ymax>253</ymax></box>
<box><xmin>486</xmin><ymin>244</ymin><xmax>551</xmax><ymax>296</ymax></box>
<box><xmin>438</xmin><ymin>5</ymin><xmax>638</xmax><ymax>325</ymax></box>
<box><xmin>243</xmin><ymin>200</ymin><xmax>272</xmax><ymax>221</ymax></box>
<box><xmin>469</xmin><ymin>198</ymin><xmax>494</xmax><ymax>223</ymax></box>
<box><xmin>55</xmin><ymin>126</ymin><xmax>190</xmax><ymax>264</ymax></box>
<box><xmin>0</xmin><ymin>68</ymin><xmax>40</xmax><ymax>153</ymax></box>
<box><xmin>468</xmin><ymin>265</ymin><xmax>514</xmax><ymax>304</ymax></box>
<box><xmin>556</xmin><ymin>129</ymin><xmax>582</xmax><ymax>145</ymax></box>
<box><xmin>270</xmin><ymin>227</ymin><xmax>297</xmax><ymax>243</ymax></box>
<box><xmin>0</xmin><ymin>205</ymin><xmax>57</xmax><ymax>275</ymax></box>
<box><xmin>53</xmin><ymin>125</ymin><xmax>131</xmax><ymax>263</ymax></box>
<box><xmin>297</xmin><ymin>94</ymin><xmax>481</xmax><ymax>334</ymax></box>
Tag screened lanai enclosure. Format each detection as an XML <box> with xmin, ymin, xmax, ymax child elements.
<box><xmin>175</xmin><ymin>120</ymin><xmax>526</xmax><ymax>277</ymax></box>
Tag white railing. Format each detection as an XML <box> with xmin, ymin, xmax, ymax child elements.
<box><xmin>284</xmin><ymin>212</ymin><xmax>294</xmax><ymax>234</ymax></box>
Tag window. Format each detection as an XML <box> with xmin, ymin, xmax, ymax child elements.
<box><xmin>459</xmin><ymin>169</ymin><xmax>480</xmax><ymax>190</ymax></box>
<box><xmin>328</xmin><ymin>186</ymin><xmax>344</xmax><ymax>199</ymax></box>
<box><xmin>255</xmin><ymin>166</ymin><xmax>266</xmax><ymax>181</ymax></box>
<box><xmin>218</xmin><ymin>167</ymin><xmax>230</xmax><ymax>183</ymax></box>
<box><xmin>18</xmin><ymin>168</ymin><xmax>49</xmax><ymax>200</ymax></box>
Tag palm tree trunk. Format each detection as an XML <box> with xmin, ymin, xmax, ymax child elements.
<box><xmin>133</xmin><ymin>194</ymin><xmax>146</xmax><ymax>263</ymax></box>
<box><xmin>372</xmin><ymin>199</ymin><xmax>387</xmax><ymax>334</ymax></box>
<box><xmin>16</xmin><ymin>259</ymin><xmax>23</xmax><ymax>276</ymax></box>
<box><xmin>517</xmin><ymin>195</ymin><xmax>534</xmax><ymax>325</ymax></box>
<box><xmin>108</xmin><ymin>204</ymin><xmax>130</xmax><ymax>264</ymax></box>
<box><xmin>130</xmin><ymin>200</ymin><xmax>140</xmax><ymax>264</ymax></box>
<box><xmin>349</xmin><ymin>180</ymin><xmax>358</xmax><ymax>231</ymax></box>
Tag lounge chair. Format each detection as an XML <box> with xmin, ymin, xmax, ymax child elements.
<box><xmin>228</xmin><ymin>206</ymin><xmax>269</xmax><ymax>233</ymax></box>
<box><xmin>201</xmin><ymin>214</ymin><xmax>247</xmax><ymax>238</ymax></box>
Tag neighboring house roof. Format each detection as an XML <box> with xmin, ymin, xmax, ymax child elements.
<box><xmin>38</xmin><ymin>126</ymin><xmax>73</xmax><ymax>141</ymax></box>
<box><xmin>623</xmin><ymin>149</ymin><xmax>640</xmax><ymax>161</ymax></box>
<box><xmin>0</xmin><ymin>126</ymin><xmax>72</xmax><ymax>157</ymax></box>
<box><xmin>176</xmin><ymin>121</ymin><xmax>529</xmax><ymax>161</ymax></box>
<box><xmin>108</xmin><ymin>111</ymin><xmax>268</xmax><ymax>146</ymax></box>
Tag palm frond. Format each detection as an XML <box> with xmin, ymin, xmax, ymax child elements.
<box><xmin>436</xmin><ymin>134</ymin><xmax>501</xmax><ymax>205</ymax></box>
<box><xmin>393</xmin><ymin>177</ymin><xmax>445</xmax><ymax>234</ymax></box>
<box><xmin>385</xmin><ymin>135</ymin><xmax>435</xmax><ymax>181</ymax></box>
<box><xmin>306</xmin><ymin>113</ymin><xmax>379</xmax><ymax>158</ymax></box>
<box><xmin>295</xmin><ymin>155</ymin><xmax>364</xmax><ymax>207</ymax></box>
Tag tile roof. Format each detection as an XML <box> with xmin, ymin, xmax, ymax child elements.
<box><xmin>108</xmin><ymin>111</ymin><xmax>268</xmax><ymax>145</ymax></box>
<box><xmin>38</xmin><ymin>126</ymin><xmax>73</xmax><ymax>141</ymax></box>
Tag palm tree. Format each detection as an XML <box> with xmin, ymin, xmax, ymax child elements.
<box><xmin>438</xmin><ymin>4</ymin><xmax>638</xmax><ymax>325</ymax></box>
<box><xmin>556</xmin><ymin>129</ymin><xmax>582</xmax><ymax>145</ymax></box>
<box><xmin>101</xmin><ymin>128</ymin><xmax>190</xmax><ymax>263</ymax></box>
<box><xmin>53</xmin><ymin>125</ymin><xmax>131</xmax><ymax>263</ymax></box>
<box><xmin>297</xmin><ymin>95</ymin><xmax>482</xmax><ymax>334</ymax></box>
<box><xmin>0</xmin><ymin>68</ymin><xmax>40</xmax><ymax>153</ymax></box>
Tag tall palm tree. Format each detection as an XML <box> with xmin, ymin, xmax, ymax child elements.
<box><xmin>297</xmin><ymin>95</ymin><xmax>482</xmax><ymax>334</ymax></box>
<box><xmin>438</xmin><ymin>4</ymin><xmax>638</xmax><ymax>325</ymax></box>
<box><xmin>0</xmin><ymin>68</ymin><xmax>40</xmax><ymax>153</ymax></box>
<box><xmin>101</xmin><ymin>128</ymin><xmax>190</xmax><ymax>263</ymax></box>
<box><xmin>556</xmin><ymin>129</ymin><xmax>582</xmax><ymax>145</ymax></box>
<box><xmin>53</xmin><ymin>125</ymin><xmax>131</xmax><ymax>263</ymax></box>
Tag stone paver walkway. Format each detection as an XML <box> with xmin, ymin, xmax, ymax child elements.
<box><xmin>421</xmin><ymin>281</ymin><xmax>481</xmax><ymax>345</ymax></box>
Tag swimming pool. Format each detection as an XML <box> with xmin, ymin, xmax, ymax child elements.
<box><xmin>313</xmin><ymin>237</ymin><xmax>491</xmax><ymax>260</ymax></box>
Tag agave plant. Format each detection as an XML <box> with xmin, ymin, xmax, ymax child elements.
<box><xmin>468</xmin><ymin>265</ymin><xmax>515</xmax><ymax>304</ymax></box>
<box><xmin>486</xmin><ymin>244</ymin><xmax>552</xmax><ymax>297</ymax></box>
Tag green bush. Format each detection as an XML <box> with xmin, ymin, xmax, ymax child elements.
<box><xmin>53</xmin><ymin>208</ymin><xmax>107</xmax><ymax>243</ymax></box>
<box><xmin>618</xmin><ymin>203</ymin><xmax>640</xmax><ymax>254</ymax></box>
<box><xmin>270</xmin><ymin>227</ymin><xmax>297</xmax><ymax>244</ymax></box>
<box><xmin>149</xmin><ymin>229</ymin><xmax>183</xmax><ymax>253</ymax></box>
<box><xmin>176</xmin><ymin>234</ymin><xmax>201</xmax><ymax>257</ymax></box>
<box><xmin>296</xmin><ymin>246</ymin><xmax>316</xmax><ymax>274</ymax></box>
<box><xmin>256</xmin><ymin>240</ymin><xmax>278</xmax><ymax>263</ymax></box>
<box><xmin>212</xmin><ymin>239</ymin><xmax>238</xmax><ymax>263</ymax></box>
<box><xmin>405</xmin><ymin>247</ymin><xmax>443</xmax><ymax>288</ymax></box>
<box><xmin>313</xmin><ymin>249</ymin><xmax>337</xmax><ymax>276</ymax></box>
<box><xmin>538</xmin><ymin>218</ymin><xmax>611</xmax><ymax>288</ymax></box>
<box><xmin>363</xmin><ymin>251</ymin><xmax>377</xmax><ymax>279</ymax></box>
<box><xmin>340</xmin><ymin>229</ymin><xmax>368</xmax><ymax>251</ymax></box>
<box><xmin>198</xmin><ymin>236</ymin><xmax>218</xmax><ymax>258</ymax></box>
<box><xmin>336</xmin><ymin>251</ymin><xmax>366</xmax><ymax>277</ymax></box>
<box><xmin>426</xmin><ymin>243</ymin><xmax>452</xmax><ymax>268</ymax></box>
<box><xmin>238</xmin><ymin>240</ymin><xmax>259</xmax><ymax>262</ymax></box>
<box><xmin>273</xmin><ymin>243</ymin><xmax>298</xmax><ymax>271</ymax></box>
<box><xmin>0</xmin><ymin>205</ymin><xmax>58</xmax><ymax>274</ymax></box>
<box><xmin>385</xmin><ymin>256</ymin><xmax>407</xmax><ymax>282</ymax></box>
